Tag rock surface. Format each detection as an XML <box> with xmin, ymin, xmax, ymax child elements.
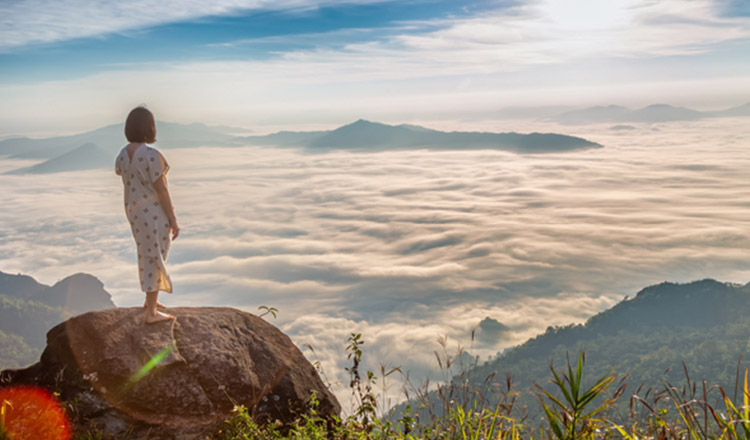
<box><xmin>0</xmin><ymin>307</ymin><xmax>340</xmax><ymax>439</ymax></box>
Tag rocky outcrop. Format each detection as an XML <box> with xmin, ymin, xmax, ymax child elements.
<box><xmin>1</xmin><ymin>307</ymin><xmax>340</xmax><ymax>439</ymax></box>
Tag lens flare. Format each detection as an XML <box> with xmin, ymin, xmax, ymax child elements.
<box><xmin>0</xmin><ymin>386</ymin><xmax>72</xmax><ymax>440</ymax></box>
<box><xmin>129</xmin><ymin>343</ymin><xmax>175</xmax><ymax>384</ymax></box>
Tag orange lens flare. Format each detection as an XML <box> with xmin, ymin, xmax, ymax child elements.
<box><xmin>0</xmin><ymin>386</ymin><xmax>72</xmax><ymax>440</ymax></box>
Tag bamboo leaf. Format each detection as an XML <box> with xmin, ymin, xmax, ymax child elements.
<box><xmin>567</xmin><ymin>354</ymin><xmax>579</xmax><ymax>401</ymax></box>
<box><xmin>574</xmin><ymin>351</ymin><xmax>584</xmax><ymax>399</ymax></box>
<box><xmin>541</xmin><ymin>399</ymin><xmax>565</xmax><ymax>440</ymax></box>
<box><xmin>539</xmin><ymin>387</ymin><xmax>569</xmax><ymax>413</ymax></box>
<box><xmin>549</xmin><ymin>365</ymin><xmax>575</xmax><ymax>407</ymax></box>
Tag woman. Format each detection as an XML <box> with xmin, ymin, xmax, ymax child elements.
<box><xmin>115</xmin><ymin>106</ymin><xmax>180</xmax><ymax>324</ymax></box>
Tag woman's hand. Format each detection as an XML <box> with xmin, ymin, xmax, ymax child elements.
<box><xmin>170</xmin><ymin>218</ymin><xmax>180</xmax><ymax>240</ymax></box>
<box><xmin>154</xmin><ymin>175</ymin><xmax>179</xmax><ymax>240</ymax></box>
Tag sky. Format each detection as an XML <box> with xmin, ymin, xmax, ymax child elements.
<box><xmin>1</xmin><ymin>0</ymin><xmax>750</xmax><ymax>136</ymax></box>
<box><xmin>1</xmin><ymin>0</ymin><xmax>750</xmax><ymax>410</ymax></box>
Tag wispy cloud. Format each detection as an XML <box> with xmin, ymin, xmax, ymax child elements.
<box><xmin>4</xmin><ymin>0</ymin><xmax>747</xmax><ymax>60</ymax></box>
<box><xmin>262</xmin><ymin>0</ymin><xmax>749</xmax><ymax>75</ymax></box>
<box><xmin>0</xmin><ymin>0</ymin><xmax>390</xmax><ymax>50</ymax></box>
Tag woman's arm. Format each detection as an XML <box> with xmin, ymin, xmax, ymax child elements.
<box><xmin>153</xmin><ymin>175</ymin><xmax>180</xmax><ymax>239</ymax></box>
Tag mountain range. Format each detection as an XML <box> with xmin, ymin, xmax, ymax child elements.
<box><xmin>0</xmin><ymin>271</ymin><xmax>115</xmax><ymax>369</ymax></box>
<box><xmin>0</xmin><ymin>122</ymin><xmax>241</xmax><ymax>159</ymax></box>
<box><xmin>551</xmin><ymin>102</ymin><xmax>750</xmax><ymax>125</ymax></box>
<box><xmin>0</xmin><ymin>119</ymin><xmax>601</xmax><ymax>174</ymax></box>
<box><xmin>1</xmin><ymin>103</ymin><xmax>748</xmax><ymax>174</ymax></box>
<box><xmin>0</xmin><ymin>121</ymin><xmax>242</xmax><ymax>175</ymax></box>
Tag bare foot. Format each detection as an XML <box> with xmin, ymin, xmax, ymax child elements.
<box><xmin>145</xmin><ymin>310</ymin><xmax>175</xmax><ymax>325</ymax></box>
<box><xmin>143</xmin><ymin>301</ymin><xmax>167</xmax><ymax>309</ymax></box>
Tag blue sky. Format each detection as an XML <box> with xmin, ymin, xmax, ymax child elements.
<box><xmin>1</xmin><ymin>0</ymin><xmax>749</xmax><ymax>135</ymax></box>
<box><xmin>1</xmin><ymin>1</ymin><xmax>502</xmax><ymax>82</ymax></box>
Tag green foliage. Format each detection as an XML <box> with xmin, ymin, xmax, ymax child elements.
<box><xmin>537</xmin><ymin>352</ymin><xmax>624</xmax><ymax>440</ymax></box>
<box><xmin>217</xmin><ymin>405</ymin><xmax>283</xmax><ymax>439</ymax></box>
<box><xmin>624</xmin><ymin>362</ymin><xmax>750</xmax><ymax>440</ymax></box>
<box><xmin>0</xmin><ymin>330</ymin><xmax>37</xmax><ymax>369</ymax></box>
<box><xmin>345</xmin><ymin>332</ymin><xmax>378</xmax><ymax>432</ymax></box>
<box><xmin>0</xmin><ymin>294</ymin><xmax>64</xmax><ymax>343</ymax></box>
<box><xmin>0</xmin><ymin>293</ymin><xmax>66</xmax><ymax>370</ymax></box>
<box><xmin>210</xmin><ymin>352</ymin><xmax>750</xmax><ymax>440</ymax></box>
<box><xmin>258</xmin><ymin>305</ymin><xmax>279</xmax><ymax>319</ymax></box>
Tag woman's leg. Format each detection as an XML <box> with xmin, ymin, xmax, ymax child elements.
<box><xmin>144</xmin><ymin>291</ymin><xmax>175</xmax><ymax>324</ymax></box>
<box><xmin>143</xmin><ymin>299</ymin><xmax>167</xmax><ymax>309</ymax></box>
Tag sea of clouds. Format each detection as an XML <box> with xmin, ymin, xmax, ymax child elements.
<box><xmin>1</xmin><ymin>118</ymin><xmax>748</xmax><ymax>409</ymax></box>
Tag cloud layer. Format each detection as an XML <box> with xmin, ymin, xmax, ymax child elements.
<box><xmin>1</xmin><ymin>118</ymin><xmax>748</xmax><ymax>406</ymax></box>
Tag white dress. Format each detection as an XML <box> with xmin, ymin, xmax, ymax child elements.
<box><xmin>115</xmin><ymin>144</ymin><xmax>173</xmax><ymax>293</ymax></box>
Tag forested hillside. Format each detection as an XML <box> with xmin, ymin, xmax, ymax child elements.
<box><xmin>0</xmin><ymin>271</ymin><xmax>115</xmax><ymax>369</ymax></box>
<box><xmin>400</xmin><ymin>279</ymin><xmax>750</xmax><ymax>423</ymax></box>
<box><xmin>476</xmin><ymin>279</ymin><xmax>750</xmax><ymax>389</ymax></box>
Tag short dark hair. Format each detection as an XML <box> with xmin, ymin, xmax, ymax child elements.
<box><xmin>125</xmin><ymin>106</ymin><xmax>156</xmax><ymax>143</ymax></box>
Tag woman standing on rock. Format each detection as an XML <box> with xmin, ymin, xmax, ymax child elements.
<box><xmin>115</xmin><ymin>106</ymin><xmax>179</xmax><ymax>324</ymax></box>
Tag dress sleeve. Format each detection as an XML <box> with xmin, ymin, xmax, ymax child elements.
<box><xmin>115</xmin><ymin>153</ymin><xmax>124</xmax><ymax>176</ymax></box>
<box><xmin>145</xmin><ymin>147</ymin><xmax>170</xmax><ymax>183</ymax></box>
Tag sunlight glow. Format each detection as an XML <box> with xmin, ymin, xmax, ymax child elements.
<box><xmin>544</xmin><ymin>0</ymin><xmax>634</xmax><ymax>30</ymax></box>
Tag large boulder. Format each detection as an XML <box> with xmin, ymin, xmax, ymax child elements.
<box><xmin>0</xmin><ymin>307</ymin><xmax>340</xmax><ymax>439</ymax></box>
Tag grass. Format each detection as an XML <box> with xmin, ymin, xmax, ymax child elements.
<box><xmin>6</xmin><ymin>333</ymin><xmax>750</xmax><ymax>439</ymax></box>
<box><xmin>211</xmin><ymin>338</ymin><xmax>750</xmax><ymax>440</ymax></box>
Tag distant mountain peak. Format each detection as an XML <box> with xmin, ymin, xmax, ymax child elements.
<box><xmin>55</xmin><ymin>272</ymin><xmax>105</xmax><ymax>288</ymax></box>
<box><xmin>5</xmin><ymin>142</ymin><xmax>111</xmax><ymax>175</ymax></box>
<box><xmin>553</xmin><ymin>102</ymin><xmax>718</xmax><ymax>124</ymax></box>
<box><xmin>341</xmin><ymin>119</ymin><xmax>385</xmax><ymax>128</ymax></box>
<box><xmin>642</xmin><ymin>103</ymin><xmax>674</xmax><ymax>109</ymax></box>
<box><xmin>477</xmin><ymin>317</ymin><xmax>511</xmax><ymax>343</ymax></box>
<box><xmin>29</xmin><ymin>272</ymin><xmax>115</xmax><ymax>314</ymax></box>
<box><xmin>335</xmin><ymin>119</ymin><xmax>376</xmax><ymax>128</ymax></box>
<box><xmin>1</xmin><ymin>269</ymin><xmax>114</xmax><ymax>320</ymax></box>
<box><xmin>304</xmin><ymin>119</ymin><xmax>600</xmax><ymax>152</ymax></box>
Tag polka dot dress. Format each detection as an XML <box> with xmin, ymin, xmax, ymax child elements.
<box><xmin>115</xmin><ymin>144</ymin><xmax>173</xmax><ymax>293</ymax></box>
